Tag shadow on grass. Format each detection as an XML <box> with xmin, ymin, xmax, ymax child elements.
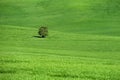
<box><xmin>33</xmin><ymin>36</ymin><xmax>47</xmax><ymax>39</ymax></box>
<box><xmin>0</xmin><ymin>69</ymin><xmax>16</xmax><ymax>74</ymax></box>
<box><xmin>49</xmin><ymin>74</ymin><xmax>79</xmax><ymax>78</ymax></box>
<box><xmin>48</xmin><ymin>72</ymin><xmax>79</xmax><ymax>78</ymax></box>
<box><xmin>33</xmin><ymin>36</ymin><xmax>41</xmax><ymax>38</ymax></box>
<box><xmin>0</xmin><ymin>60</ymin><xmax>29</xmax><ymax>63</ymax></box>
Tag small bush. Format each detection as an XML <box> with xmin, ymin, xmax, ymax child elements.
<box><xmin>38</xmin><ymin>26</ymin><xmax>48</xmax><ymax>38</ymax></box>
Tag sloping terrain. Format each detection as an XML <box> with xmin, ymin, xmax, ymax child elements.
<box><xmin>0</xmin><ymin>0</ymin><xmax>120</xmax><ymax>35</ymax></box>
<box><xmin>0</xmin><ymin>0</ymin><xmax>120</xmax><ymax>80</ymax></box>
<box><xmin>0</xmin><ymin>25</ymin><xmax>120</xmax><ymax>80</ymax></box>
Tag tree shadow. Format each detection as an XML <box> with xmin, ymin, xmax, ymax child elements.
<box><xmin>33</xmin><ymin>35</ymin><xmax>47</xmax><ymax>38</ymax></box>
<box><xmin>33</xmin><ymin>36</ymin><xmax>41</xmax><ymax>38</ymax></box>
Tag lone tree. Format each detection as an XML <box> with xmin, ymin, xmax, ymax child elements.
<box><xmin>38</xmin><ymin>26</ymin><xmax>48</xmax><ymax>38</ymax></box>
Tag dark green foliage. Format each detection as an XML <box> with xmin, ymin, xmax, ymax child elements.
<box><xmin>38</xmin><ymin>26</ymin><xmax>48</xmax><ymax>38</ymax></box>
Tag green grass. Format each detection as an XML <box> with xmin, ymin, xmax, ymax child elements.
<box><xmin>0</xmin><ymin>0</ymin><xmax>120</xmax><ymax>80</ymax></box>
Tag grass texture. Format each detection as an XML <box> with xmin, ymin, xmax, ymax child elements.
<box><xmin>0</xmin><ymin>0</ymin><xmax>120</xmax><ymax>80</ymax></box>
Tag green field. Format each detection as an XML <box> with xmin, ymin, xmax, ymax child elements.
<box><xmin>0</xmin><ymin>0</ymin><xmax>120</xmax><ymax>80</ymax></box>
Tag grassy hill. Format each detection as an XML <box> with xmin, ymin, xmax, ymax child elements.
<box><xmin>0</xmin><ymin>0</ymin><xmax>120</xmax><ymax>80</ymax></box>
<box><xmin>0</xmin><ymin>0</ymin><xmax>120</xmax><ymax>34</ymax></box>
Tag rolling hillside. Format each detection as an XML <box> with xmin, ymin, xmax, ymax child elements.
<box><xmin>0</xmin><ymin>0</ymin><xmax>120</xmax><ymax>80</ymax></box>
<box><xmin>0</xmin><ymin>0</ymin><xmax>120</xmax><ymax>35</ymax></box>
